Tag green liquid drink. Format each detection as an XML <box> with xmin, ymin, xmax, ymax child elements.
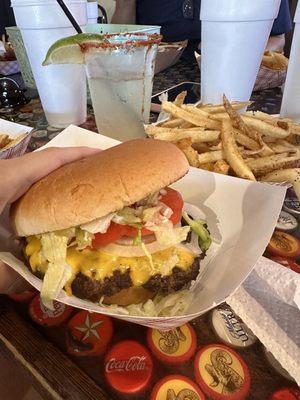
<box><xmin>43</xmin><ymin>33</ymin><xmax>161</xmax><ymax>140</ymax></box>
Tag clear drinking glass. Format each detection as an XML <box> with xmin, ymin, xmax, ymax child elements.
<box><xmin>85</xmin><ymin>33</ymin><xmax>161</xmax><ymax>141</ymax></box>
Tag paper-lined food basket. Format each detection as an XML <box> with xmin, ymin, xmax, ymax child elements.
<box><xmin>0</xmin><ymin>118</ymin><xmax>32</xmax><ymax>159</ymax></box>
<box><xmin>0</xmin><ymin>125</ymin><xmax>286</xmax><ymax>329</ymax></box>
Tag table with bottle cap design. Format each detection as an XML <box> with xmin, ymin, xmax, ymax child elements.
<box><xmin>0</xmin><ymin>61</ymin><xmax>299</xmax><ymax>399</ymax></box>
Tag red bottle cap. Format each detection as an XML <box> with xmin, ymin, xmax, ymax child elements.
<box><xmin>270</xmin><ymin>387</ymin><xmax>300</xmax><ymax>400</ymax></box>
<box><xmin>270</xmin><ymin>256</ymin><xmax>300</xmax><ymax>274</ymax></box>
<box><xmin>151</xmin><ymin>375</ymin><xmax>205</xmax><ymax>400</ymax></box>
<box><xmin>194</xmin><ymin>344</ymin><xmax>250</xmax><ymax>400</ymax></box>
<box><xmin>267</xmin><ymin>231</ymin><xmax>300</xmax><ymax>258</ymax></box>
<box><xmin>9</xmin><ymin>287</ymin><xmax>37</xmax><ymax>302</ymax></box>
<box><xmin>67</xmin><ymin>310</ymin><xmax>113</xmax><ymax>356</ymax></box>
<box><xmin>147</xmin><ymin>323</ymin><xmax>197</xmax><ymax>364</ymax></box>
<box><xmin>105</xmin><ymin>340</ymin><xmax>153</xmax><ymax>395</ymax></box>
<box><xmin>29</xmin><ymin>295</ymin><xmax>73</xmax><ymax>327</ymax></box>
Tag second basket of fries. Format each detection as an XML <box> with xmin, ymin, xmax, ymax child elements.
<box><xmin>253</xmin><ymin>51</ymin><xmax>288</xmax><ymax>91</ymax></box>
<box><xmin>146</xmin><ymin>93</ymin><xmax>300</xmax><ymax>201</ymax></box>
<box><xmin>0</xmin><ymin>118</ymin><xmax>32</xmax><ymax>159</ymax></box>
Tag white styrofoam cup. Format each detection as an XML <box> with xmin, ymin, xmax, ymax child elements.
<box><xmin>87</xmin><ymin>1</ymin><xmax>98</xmax><ymax>25</ymax></box>
<box><xmin>11</xmin><ymin>0</ymin><xmax>87</xmax><ymax>128</ymax></box>
<box><xmin>200</xmin><ymin>0</ymin><xmax>281</xmax><ymax>104</ymax></box>
<box><xmin>280</xmin><ymin>2</ymin><xmax>300</xmax><ymax>122</ymax></box>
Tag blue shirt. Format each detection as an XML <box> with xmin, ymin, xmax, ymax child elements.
<box><xmin>137</xmin><ymin>0</ymin><xmax>292</xmax><ymax>42</ymax></box>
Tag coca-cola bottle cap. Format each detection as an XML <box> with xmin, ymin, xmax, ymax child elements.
<box><xmin>66</xmin><ymin>310</ymin><xmax>113</xmax><ymax>356</ymax></box>
<box><xmin>194</xmin><ymin>344</ymin><xmax>251</xmax><ymax>400</ymax></box>
<box><xmin>29</xmin><ymin>294</ymin><xmax>73</xmax><ymax>327</ymax></box>
<box><xmin>147</xmin><ymin>323</ymin><xmax>197</xmax><ymax>364</ymax></box>
<box><xmin>151</xmin><ymin>375</ymin><xmax>205</xmax><ymax>400</ymax></box>
<box><xmin>104</xmin><ymin>340</ymin><xmax>153</xmax><ymax>395</ymax></box>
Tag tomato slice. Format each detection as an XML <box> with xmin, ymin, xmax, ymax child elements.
<box><xmin>92</xmin><ymin>222</ymin><xmax>128</xmax><ymax>247</ymax></box>
<box><xmin>92</xmin><ymin>188</ymin><xmax>184</xmax><ymax>247</ymax></box>
<box><xmin>161</xmin><ymin>187</ymin><xmax>184</xmax><ymax>226</ymax></box>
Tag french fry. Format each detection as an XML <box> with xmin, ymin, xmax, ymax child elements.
<box><xmin>175</xmin><ymin>138</ymin><xmax>199</xmax><ymax>167</ymax></box>
<box><xmin>198</xmin><ymin>162</ymin><xmax>215</xmax><ymax>172</ymax></box>
<box><xmin>162</xmin><ymin>102</ymin><xmax>220</xmax><ymax>129</ymax></box>
<box><xmin>158</xmin><ymin>118</ymin><xmax>183</xmax><ymax>128</ymax></box>
<box><xmin>198</xmin><ymin>150</ymin><xmax>224</xmax><ymax>164</ymax></box>
<box><xmin>209</xmin><ymin>113</ymin><xmax>229</xmax><ymax>121</ymax></box>
<box><xmin>174</xmin><ymin>91</ymin><xmax>187</xmax><ymax>106</ymax></box>
<box><xmin>214</xmin><ymin>160</ymin><xmax>230</xmax><ymax>175</ymax></box>
<box><xmin>208</xmin><ymin>142</ymin><xmax>223</xmax><ymax>151</ymax></box>
<box><xmin>221</xmin><ymin>119</ymin><xmax>256</xmax><ymax>180</ymax></box>
<box><xmin>148</xmin><ymin>95</ymin><xmax>300</xmax><ymax>200</ymax></box>
<box><xmin>180</xmin><ymin>121</ymin><xmax>195</xmax><ymax>128</ymax></box>
<box><xmin>241</xmin><ymin>115</ymin><xmax>290</xmax><ymax>139</ymax></box>
<box><xmin>245</xmin><ymin>151</ymin><xmax>300</xmax><ymax>175</ymax></box>
<box><xmin>259</xmin><ymin>168</ymin><xmax>300</xmax><ymax>199</ymax></box>
<box><xmin>223</xmin><ymin>95</ymin><xmax>262</xmax><ymax>145</ymax></box>
<box><xmin>198</xmin><ymin>101</ymin><xmax>251</xmax><ymax>113</ymax></box>
<box><xmin>181</xmin><ymin>105</ymin><xmax>221</xmax><ymax>130</ymax></box>
<box><xmin>192</xmin><ymin>142</ymin><xmax>211</xmax><ymax>153</ymax></box>
<box><xmin>0</xmin><ymin>134</ymin><xmax>10</xmax><ymax>149</ymax></box>
<box><xmin>268</xmin><ymin>140</ymin><xmax>300</xmax><ymax>153</ymax></box>
<box><xmin>146</xmin><ymin>127</ymin><xmax>220</xmax><ymax>143</ymax></box>
<box><xmin>146</xmin><ymin>125</ymin><xmax>205</xmax><ymax>134</ymax></box>
<box><xmin>233</xmin><ymin>129</ymin><xmax>261</xmax><ymax>150</ymax></box>
<box><xmin>261</xmin><ymin>51</ymin><xmax>288</xmax><ymax>70</ymax></box>
<box><xmin>245</xmin><ymin>111</ymin><xmax>294</xmax><ymax>133</ymax></box>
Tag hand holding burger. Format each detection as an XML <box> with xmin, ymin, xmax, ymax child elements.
<box><xmin>10</xmin><ymin>139</ymin><xmax>211</xmax><ymax>315</ymax></box>
<box><xmin>0</xmin><ymin>146</ymin><xmax>101</xmax><ymax>294</ymax></box>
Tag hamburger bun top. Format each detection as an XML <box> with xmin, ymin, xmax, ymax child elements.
<box><xmin>11</xmin><ymin>139</ymin><xmax>189</xmax><ymax>236</ymax></box>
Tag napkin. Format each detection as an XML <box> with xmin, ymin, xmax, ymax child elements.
<box><xmin>227</xmin><ymin>257</ymin><xmax>300</xmax><ymax>385</ymax></box>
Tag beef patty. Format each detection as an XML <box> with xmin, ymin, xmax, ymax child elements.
<box><xmin>71</xmin><ymin>257</ymin><xmax>200</xmax><ymax>303</ymax></box>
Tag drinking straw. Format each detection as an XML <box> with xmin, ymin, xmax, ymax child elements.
<box><xmin>56</xmin><ymin>0</ymin><xmax>83</xmax><ymax>34</ymax></box>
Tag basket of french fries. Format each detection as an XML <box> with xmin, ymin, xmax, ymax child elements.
<box><xmin>146</xmin><ymin>92</ymin><xmax>300</xmax><ymax>201</ymax></box>
<box><xmin>0</xmin><ymin>119</ymin><xmax>32</xmax><ymax>159</ymax></box>
<box><xmin>195</xmin><ymin>50</ymin><xmax>288</xmax><ymax>92</ymax></box>
<box><xmin>0</xmin><ymin>35</ymin><xmax>20</xmax><ymax>76</ymax></box>
<box><xmin>253</xmin><ymin>51</ymin><xmax>288</xmax><ymax>91</ymax></box>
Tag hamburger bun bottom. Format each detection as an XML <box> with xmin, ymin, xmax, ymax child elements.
<box><xmin>103</xmin><ymin>287</ymin><xmax>155</xmax><ymax>306</ymax></box>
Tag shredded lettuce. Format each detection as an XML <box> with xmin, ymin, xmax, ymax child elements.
<box><xmin>80</xmin><ymin>213</ymin><xmax>115</xmax><ymax>234</ymax></box>
<box><xmin>75</xmin><ymin>228</ymin><xmax>94</xmax><ymax>250</ymax></box>
<box><xmin>182</xmin><ymin>212</ymin><xmax>212</xmax><ymax>253</ymax></box>
<box><xmin>113</xmin><ymin>207</ymin><xmax>142</xmax><ymax>227</ymax></box>
<box><xmin>40</xmin><ymin>232</ymin><xmax>71</xmax><ymax>309</ymax></box>
<box><xmin>133</xmin><ymin>229</ymin><xmax>142</xmax><ymax>246</ymax></box>
<box><xmin>99</xmin><ymin>289</ymin><xmax>194</xmax><ymax>317</ymax></box>
<box><xmin>154</xmin><ymin>225</ymin><xmax>190</xmax><ymax>246</ymax></box>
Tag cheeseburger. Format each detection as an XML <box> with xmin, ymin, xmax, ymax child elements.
<box><xmin>11</xmin><ymin>139</ymin><xmax>211</xmax><ymax>311</ymax></box>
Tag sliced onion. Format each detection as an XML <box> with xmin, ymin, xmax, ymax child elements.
<box><xmin>100</xmin><ymin>202</ymin><xmax>205</xmax><ymax>258</ymax></box>
<box><xmin>103</xmin><ymin>240</ymin><xmax>172</xmax><ymax>257</ymax></box>
<box><xmin>115</xmin><ymin>234</ymin><xmax>156</xmax><ymax>245</ymax></box>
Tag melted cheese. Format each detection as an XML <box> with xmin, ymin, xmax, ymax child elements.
<box><xmin>25</xmin><ymin>237</ymin><xmax>195</xmax><ymax>290</ymax></box>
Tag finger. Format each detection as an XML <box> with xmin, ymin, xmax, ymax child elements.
<box><xmin>0</xmin><ymin>262</ymin><xmax>30</xmax><ymax>294</ymax></box>
<box><xmin>7</xmin><ymin>146</ymin><xmax>101</xmax><ymax>203</ymax></box>
<box><xmin>17</xmin><ymin>146</ymin><xmax>101</xmax><ymax>182</ymax></box>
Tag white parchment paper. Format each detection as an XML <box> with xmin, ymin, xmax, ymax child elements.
<box><xmin>0</xmin><ymin>125</ymin><xmax>286</xmax><ymax>329</ymax></box>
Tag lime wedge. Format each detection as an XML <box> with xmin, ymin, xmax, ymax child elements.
<box><xmin>42</xmin><ymin>33</ymin><xmax>104</xmax><ymax>66</ymax></box>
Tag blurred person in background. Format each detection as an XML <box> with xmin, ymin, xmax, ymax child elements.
<box><xmin>0</xmin><ymin>0</ymin><xmax>15</xmax><ymax>38</ymax></box>
<box><xmin>112</xmin><ymin>0</ymin><xmax>293</xmax><ymax>59</ymax></box>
